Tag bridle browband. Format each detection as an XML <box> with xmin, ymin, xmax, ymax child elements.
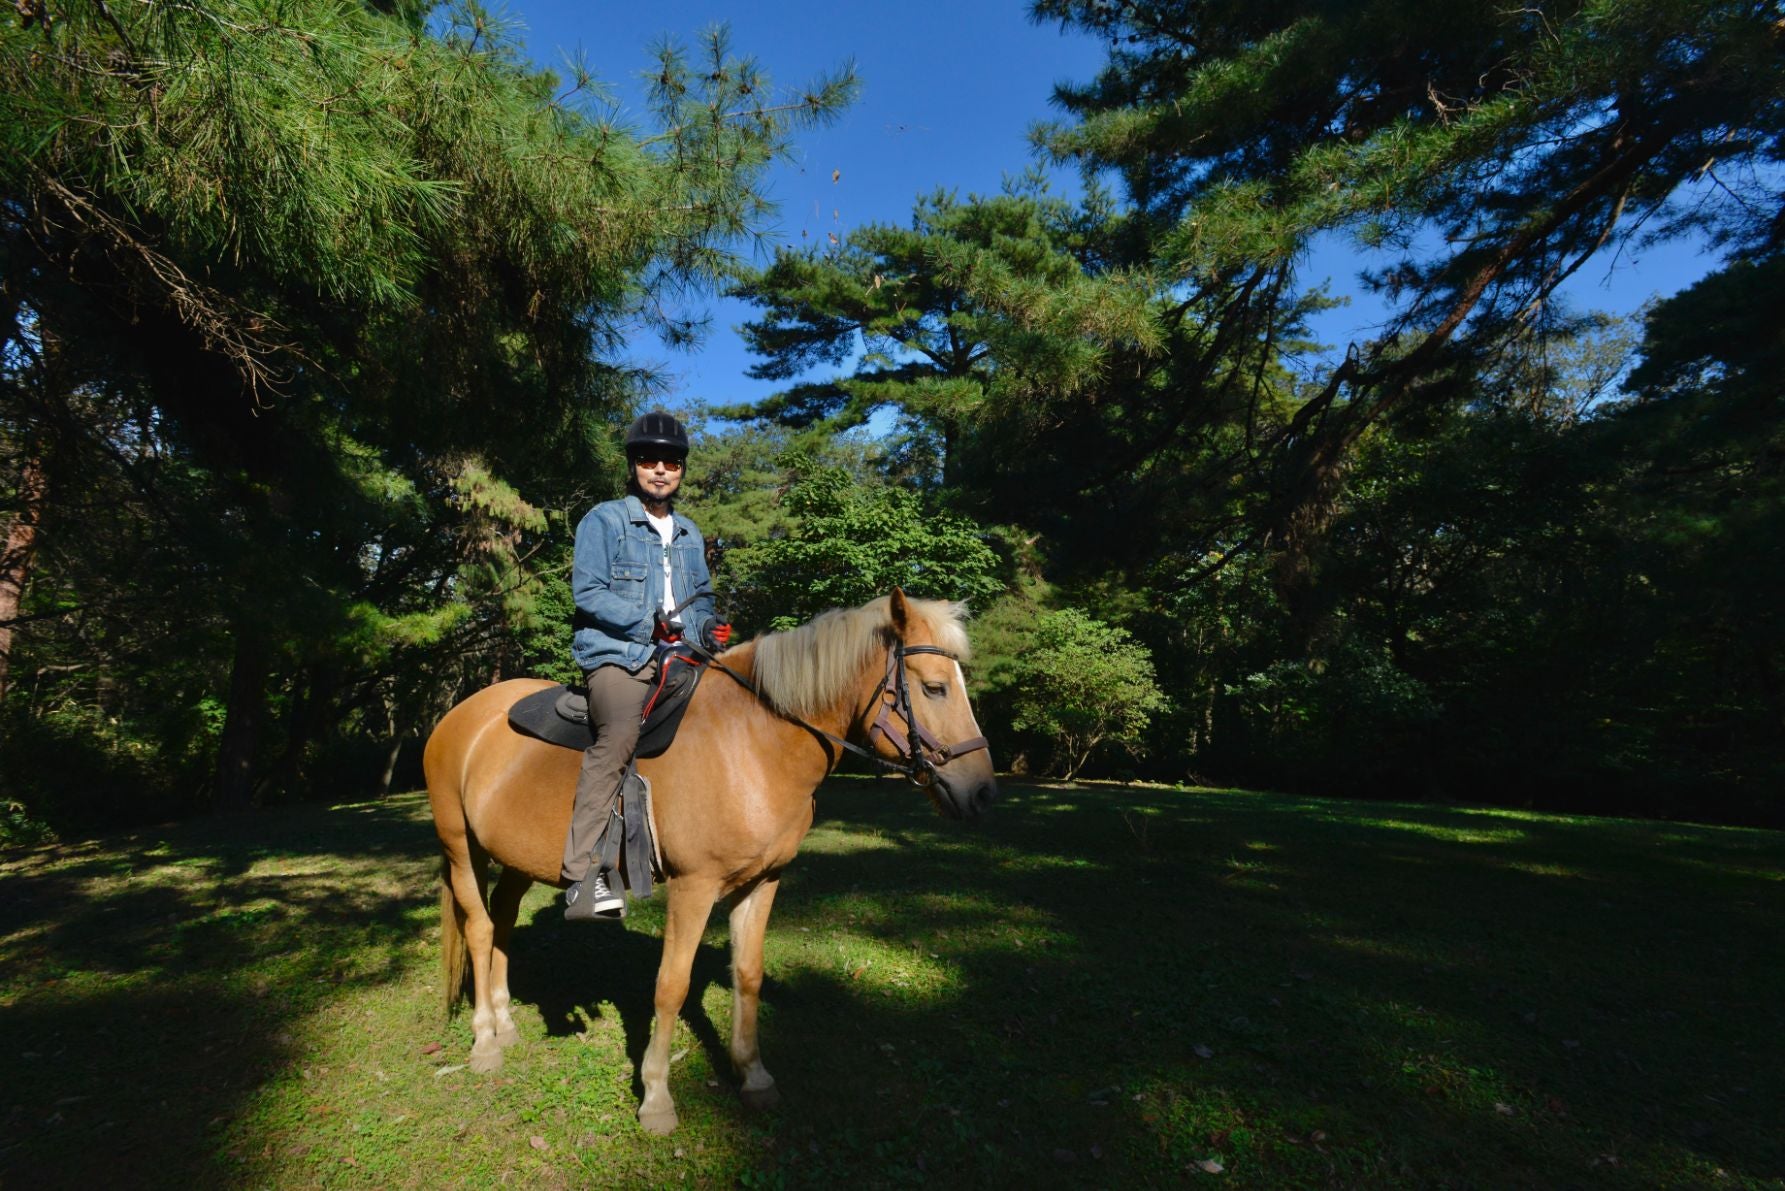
<box><xmin>692</xmin><ymin>638</ymin><xmax>989</xmax><ymax>786</ymax></box>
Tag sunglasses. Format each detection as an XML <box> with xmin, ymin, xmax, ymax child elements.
<box><xmin>632</xmin><ymin>455</ymin><xmax>684</xmax><ymax>472</ymax></box>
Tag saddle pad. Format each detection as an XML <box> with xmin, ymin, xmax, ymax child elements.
<box><xmin>506</xmin><ymin>648</ymin><xmax>705</xmax><ymax>754</ymax></box>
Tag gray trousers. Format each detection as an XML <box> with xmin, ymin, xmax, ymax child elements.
<box><xmin>562</xmin><ymin>658</ymin><xmax>657</xmax><ymax>883</ymax></box>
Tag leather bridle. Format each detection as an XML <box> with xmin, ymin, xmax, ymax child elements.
<box><xmin>863</xmin><ymin>644</ymin><xmax>991</xmax><ymax>786</ymax></box>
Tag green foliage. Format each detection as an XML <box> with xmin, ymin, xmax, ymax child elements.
<box><xmin>3</xmin><ymin>1</ymin><xmax>1780</xmax><ymax>827</ymax></box>
<box><xmin>0</xmin><ymin>798</ymin><xmax>55</xmax><ymax>847</ymax></box>
<box><xmin>675</xmin><ymin>417</ymin><xmax>899</xmax><ymax>557</ymax></box>
<box><xmin>0</xmin><ymin>697</ymin><xmax>219</xmax><ymax>832</ymax></box>
<box><xmin>1164</xmin><ymin>278</ymin><xmax>1779</xmax><ymax>820</ymax></box>
<box><xmin>1031</xmin><ymin>0</ymin><xmax>1785</xmax><ymax>562</ymax></box>
<box><xmin>727</xmin><ymin>186</ymin><xmax>1162</xmax><ymax>493</ymax></box>
<box><xmin>959</xmin><ymin>570</ymin><xmax>1051</xmax><ymax>701</ymax></box>
<box><xmin>720</xmin><ymin>453</ymin><xmax>1007</xmax><ymax>631</ymax></box>
<box><xmin>0</xmin><ymin>2</ymin><xmax>855</xmax><ymax>814</ymax></box>
<box><xmin>1005</xmin><ymin>608</ymin><xmax>1168</xmax><ymax>779</ymax></box>
<box><xmin>1225</xmin><ymin>642</ymin><xmax>1439</xmax><ymax>787</ymax></box>
<box><xmin>1036</xmin><ymin>0</ymin><xmax>1781</xmax><ymax>268</ymax></box>
<box><xmin>511</xmin><ymin>560</ymin><xmax>581</xmax><ymax>688</ymax></box>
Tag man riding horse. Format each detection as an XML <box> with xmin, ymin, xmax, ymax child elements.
<box><xmin>562</xmin><ymin>411</ymin><xmax>731</xmax><ymax>920</ymax></box>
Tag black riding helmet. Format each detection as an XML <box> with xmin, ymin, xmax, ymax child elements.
<box><xmin>624</xmin><ymin>410</ymin><xmax>689</xmax><ymax>459</ymax></box>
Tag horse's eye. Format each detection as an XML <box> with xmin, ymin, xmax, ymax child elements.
<box><xmin>922</xmin><ymin>681</ymin><xmax>947</xmax><ymax>698</ymax></box>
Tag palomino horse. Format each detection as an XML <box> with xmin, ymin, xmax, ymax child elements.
<box><xmin>424</xmin><ymin>590</ymin><xmax>995</xmax><ymax>1134</ymax></box>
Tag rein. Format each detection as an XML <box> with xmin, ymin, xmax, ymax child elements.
<box><xmin>688</xmin><ymin>638</ymin><xmax>988</xmax><ymax>786</ymax></box>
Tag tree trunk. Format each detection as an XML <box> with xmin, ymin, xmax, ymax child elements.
<box><xmin>215</xmin><ymin>628</ymin><xmax>269</xmax><ymax>813</ymax></box>
<box><xmin>0</xmin><ymin>454</ymin><xmax>49</xmax><ymax>705</ymax></box>
<box><xmin>375</xmin><ymin>691</ymin><xmax>403</xmax><ymax>798</ymax></box>
<box><xmin>376</xmin><ymin>733</ymin><xmax>405</xmax><ymax>798</ymax></box>
<box><xmin>1061</xmin><ymin>733</ymin><xmax>1102</xmax><ymax>782</ymax></box>
<box><xmin>270</xmin><ymin>663</ymin><xmax>339</xmax><ymax>795</ymax></box>
<box><xmin>1197</xmin><ymin>680</ymin><xmax>1217</xmax><ymax>756</ymax></box>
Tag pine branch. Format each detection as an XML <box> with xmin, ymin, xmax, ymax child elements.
<box><xmin>34</xmin><ymin>177</ymin><xmax>302</xmax><ymax>401</ymax></box>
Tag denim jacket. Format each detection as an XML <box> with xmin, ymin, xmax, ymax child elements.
<box><xmin>570</xmin><ymin>495</ymin><xmax>717</xmax><ymax>673</ymax></box>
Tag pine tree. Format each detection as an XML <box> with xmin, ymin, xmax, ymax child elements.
<box><xmin>1032</xmin><ymin>0</ymin><xmax>1784</xmax><ymax>555</ymax></box>
<box><xmin>0</xmin><ymin>1</ymin><xmax>853</xmax><ymax>814</ymax></box>
<box><xmin>727</xmin><ymin>186</ymin><xmax>1162</xmax><ymax>493</ymax></box>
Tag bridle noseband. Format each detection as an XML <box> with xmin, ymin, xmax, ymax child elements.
<box><xmin>865</xmin><ymin>644</ymin><xmax>991</xmax><ymax>786</ymax></box>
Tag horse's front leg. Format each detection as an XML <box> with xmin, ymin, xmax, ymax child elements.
<box><xmin>638</xmin><ymin>876</ymin><xmax>720</xmax><ymax>1135</ymax></box>
<box><xmin>727</xmin><ymin>874</ymin><xmax>783</xmax><ymax>1111</ymax></box>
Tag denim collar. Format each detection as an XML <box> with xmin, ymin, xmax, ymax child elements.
<box><xmin>622</xmin><ymin>494</ymin><xmax>683</xmax><ymax>534</ymax></box>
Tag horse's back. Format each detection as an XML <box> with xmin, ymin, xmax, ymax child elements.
<box><xmin>423</xmin><ymin>678</ymin><xmax>556</xmax><ymax>799</ymax></box>
<box><xmin>426</xmin><ymin>678</ymin><xmax>576</xmax><ymax>883</ymax></box>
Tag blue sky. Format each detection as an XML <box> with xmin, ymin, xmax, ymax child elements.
<box><xmin>505</xmin><ymin>2</ymin><xmax>1725</xmax><ymax>413</ymax></box>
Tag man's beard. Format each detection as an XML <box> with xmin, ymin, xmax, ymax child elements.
<box><xmin>638</xmin><ymin>477</ymin><xmax>680</xmax><ymax>508</ymax></box>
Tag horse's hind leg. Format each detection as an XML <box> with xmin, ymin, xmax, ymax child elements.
<box><xmin>638</xmin><ymin>875</ymin><xmax>721</xmax><ymax>1135</ymax></box>
<box><xmin>727</xmin><ymin>875</ymin><xmax>783</xmax><ymax>1111</ymax></box>
<box><xmin>488</xmin><ymin>865</ymin><xmax>532</xmax><ymax>1049</ymax></box>
<box><xmin>447</xmin><ymin>851</ymin><xmax>506</xmax><ymax>1074</ymax></box>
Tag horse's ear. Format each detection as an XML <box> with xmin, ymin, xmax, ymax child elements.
<box><xmin>888</xmin><ymin>587</ymin><xmax>910</xmax><ymax>638</ymax></box>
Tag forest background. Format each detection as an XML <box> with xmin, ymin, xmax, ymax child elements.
<box><xmin>2</xmin><ymin>0</ymin><xmax>1780</xmax><ymax>841</ymax></box>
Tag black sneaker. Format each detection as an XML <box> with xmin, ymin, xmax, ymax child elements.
<box><xmin>564</xmin><ymin>868</ymin><xmax>625</xmax><ymax>921</ymax></box>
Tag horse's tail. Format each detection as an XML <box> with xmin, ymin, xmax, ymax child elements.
<box><xmin>440</xmin><ymin>854</ymin><xmax>469</xmax><ymax>1014</ymax></box>
<box><xmin>425</xmin><ymin>699</ymin><xmax>475</xmax><ymax>1015</ymax></box>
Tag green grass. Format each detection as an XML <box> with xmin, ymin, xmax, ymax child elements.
<box><xmin>1</xmin><ymin>780</ymin><xmax>1781</xmax><ymax>1188</ymax></box>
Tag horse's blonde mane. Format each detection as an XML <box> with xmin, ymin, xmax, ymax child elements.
<box><xmin>751</xmin><ymin>595</ymin><xmax>972</xmax><ymax>721</ymax></box>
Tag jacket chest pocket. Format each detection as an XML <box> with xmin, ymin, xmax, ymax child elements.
<box><xmin>610</xmin><ymin>560</ymin><xmax>649</xmax><ymax>604</ymax></box>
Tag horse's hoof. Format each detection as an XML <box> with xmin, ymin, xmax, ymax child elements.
<box><xmin>495</xmin><ymin>1024</ymin><xmax>520</xmax><ymax>1048</ymax></box>
<box><xmin>740</xmin><ymin>1083</ymin><xmax>781</xmax><ymax>1113</ymax></box>
<box><xmin>637</xmin><ymin>1106</ymin><xmax>679</xmax><ymax>1135</ymax></box>
<box><xmin>468</xmin><ymin>1044</ymin><xmax>504</xmax><ymax>1074</ymax></box>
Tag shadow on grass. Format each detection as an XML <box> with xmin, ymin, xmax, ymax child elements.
<box><xmin>0</xmin><ymin>798</ymin><xmax>433</xmax><ymax>1185</ymax></box>
<box><xmin>730</xmin><ymin>779</ymin><xmax>1785</xmax><ymax>1185</ymax></box>
<box><xmin>2</xmin><ymin>783</ymin><xmax>1780</xmax><ymax>1187</ymax></box>
<box><xmin>503</xmin><ymin>901</ymin><xmax>770</xmax><ymax>1104</ymax></box>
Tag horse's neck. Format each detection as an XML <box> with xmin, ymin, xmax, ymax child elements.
<box><xmin>703</xmin><ymin>642</ymin><xmax>886</xmax><ymax>772</ymax></box>
<box><xmin>719</xmin><ymin>642</ymin><xmax>865</xmax><ymax>740</ymax></box>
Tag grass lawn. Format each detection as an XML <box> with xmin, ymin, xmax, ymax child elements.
<box><xmin>1</xmin><ymin>778</ymin><xmax>1780</xmax><ymax>1188</ymax></box>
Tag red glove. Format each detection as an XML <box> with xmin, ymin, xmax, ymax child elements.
<box><xmin>704</xmin><ymin>622</ymin><xmax>732</xmax><ymax>650</ymax></box>
<box><xmin>651</xmin><ymin>612</ymin><xmax>682</xmax><ymax>644</ymax></box>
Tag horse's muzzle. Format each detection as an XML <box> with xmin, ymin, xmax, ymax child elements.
<box><xmin>933</xmin><ymin>769</ymin><xmax>998</xmax><ymax>820</ymax></box>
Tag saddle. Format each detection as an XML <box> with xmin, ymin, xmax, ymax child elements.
<box><xmin>505</xmin><ymin>647</ymin><xmax>705</xmax><ymax>755</ymax></box>
<box><xmin>506</xmin><ymin>647</ymin><xmax>705</xmax><ymax>901</ymax></box>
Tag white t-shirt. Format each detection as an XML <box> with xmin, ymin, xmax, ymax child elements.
<box><xmin>645</xmin><ymin>509</ymin><xmax>676</xmax><ymax>617</ymax></box>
